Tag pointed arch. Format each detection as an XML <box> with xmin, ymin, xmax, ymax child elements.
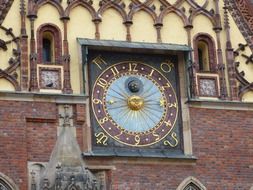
<box><xmin>0</xmin><ymin>172</ymin><xmax>19</xmax><ymax>190</ymax></box>
<box><xmin>128</xmin><ymin>4</ymin><xmax>158</xmax><ymax>23</ymax></box>
<box><xmin>97</xmin><ymin>1</ymin><xmax>128</xmax><ymax>22</ymax></box>
<box><xmin>158</xmin><ymin>7</ymin><xmax>189</xmax><ymax>26</ymax></box>
<box><xmin>33</xmin><ymin>0</ymin><xmax>64</xmax><ymax>17</ymax></box>
<box><xmin>64</xmin><ymin>0</ymin><xmax>96</xmax><ymax>19</ymax></box>
<box><xmin>189</xmin><ymin>9</ymin><xmax>216</xmax><ymax>27</ymax></box>
<box><xmin>176</xmin><ymin>176</ymin><xmax>207</xmax><ymax>190</ymax></box>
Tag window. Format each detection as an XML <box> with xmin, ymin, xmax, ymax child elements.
<box><xmin>183</xmin><ymin>183</ymin><xmax>201</xmax><ymax>190</ymax></box>
<box><xmin>42</xmin><ymin>32</ymin><xmax>54</xmax><ymax>62</ymax></box>
<box><xmin>37</xmin><ymin>24</ymin><xmax>62</xmax><ymax>64</ymax></box>
<box><xmin>194</xmin><ymin>33</ymin><xmax>216</xmax><ymax>72</ymax></box>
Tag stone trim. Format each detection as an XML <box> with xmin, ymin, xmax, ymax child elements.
<box><xmin>193</xmin><ymin>33</ymin><xmax>217</xmax><ymax>72</ymax></box>
<box><xmin>187</xmin><ymin>99</ymin><xmax>253</xmax><ymax>111</ymax></box>
<box><xmin>176</xmin><ymin>176</ymin><xmax>207</xmax><ymax>190</ymax></box>
<box><xmin>0</xmin><ymin>172</ymin><xmax>19</xmax><ymax>190</ymax></box>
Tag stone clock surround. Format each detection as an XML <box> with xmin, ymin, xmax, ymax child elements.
<box><xmin>78</xmin><ymin>39</ymin><xmax>194</xmax><ymax>157</ymax></box>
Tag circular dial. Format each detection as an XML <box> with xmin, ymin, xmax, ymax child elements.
<box><xmin>92</xmin><ymin>61</ymin><xmax>178</xmax><ymax>147</ymax></box>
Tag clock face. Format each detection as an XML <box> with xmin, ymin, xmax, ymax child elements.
<box><xmin>92</xmin><ymin>61</ymin><xmax>178</xmax><ymax>147</ymax></box>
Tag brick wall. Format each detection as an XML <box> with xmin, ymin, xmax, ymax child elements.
<box><xmin>108</xmin><ymin>108</ymin><xmax>253</xmax><ymax>190</ymax></box>
<box><xmin>1</xmin><ymin>101</ymin><xmax>253</xmax><ymax>190</ymax></box>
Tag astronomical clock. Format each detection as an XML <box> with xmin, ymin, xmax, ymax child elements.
<box><xmin>88</xmin><ymin>50</ymin><xmax>183</xmax><ymax>156</ymax></box>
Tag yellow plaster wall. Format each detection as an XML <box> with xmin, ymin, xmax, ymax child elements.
<box><xmin>35</xmin><ymin>4</ymin><xmax>64</xmax><ymax>54</ymax></box>
<box><xmin>1</xmin><ymin>0</ymin><xmax>20</xmax><ymax>36</ymax></box>
<box><xmin>1</xmin><ymin>0</ymin><xmax>253</xmax><ymax>100</ymax></box>
<box><xmin>0</xmin><ymin>0</ymin><xmax>20</xmax><ymax>70</ymax></box>
<box><xmin>242</xmin><ymin>91</ymin><xmax>253</xmax><ymax>102</ymax></box>
<box><xmin>191</xmin><ymin>15</ymin><xmax>217</xmax><ymax>47</ymax></box>
<box><xmin>99</xmin><ymin>9</ymin><xmax>126</xmax><ymax>41</ymax></box>
<box><xmin>0</xmin><ymin>79</ymin><xmax>15</xmax><ymax>91</ymax></box>
<box><xmin>131</xmin><ymin>11</ymin><xmax>157</xmax><ymax>43</ymax></box>
<box><xmin>161</xmin><ymin>13</ymin><xmax>187</xmax><ymax>44</ymax></box>
<box><xmin>68</xmin><ymin>6</ymin><xmax>95</xmax><ymax>94</ymax></box>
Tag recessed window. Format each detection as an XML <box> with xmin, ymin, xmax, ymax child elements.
<box><xmin>194</xmin><ymin>33</ymin><xmax>216</xmax><ymax>72</ymax></box>
<box><xmin>184</xmin><ymin>182</ymin><xmax>201</xmax><ymax>190</ymax></box>
<box><xmin>197</xmin><ymin>41</ymin><xmax>210</xmax><ymax>71</ymax></box>
<box><xmin>37</xmin><ymin>24</ymin><xmax>62</xmax><ymax>64</ymax></box>
<box><xmin>42</xmin><ymin>32</ymin><xmax>54</xmax><ymax>63</ymax></box>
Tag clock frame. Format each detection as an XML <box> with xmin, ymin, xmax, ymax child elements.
<box><xmin>88</xmin><ymin>50</ymin><xmax>183</xmax><ymax>154</ymax></box>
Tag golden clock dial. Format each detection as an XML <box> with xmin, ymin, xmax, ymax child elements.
<box><xmin>92</xmin><ymin>61</ymin><xmax>178</xmax><ymax>147</ymax></box>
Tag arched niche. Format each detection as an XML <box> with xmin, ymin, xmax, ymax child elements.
<box><xmin>99</xmin><ymin>8</ymin><xmax>126</xmax><ymax>41</ymax></box>
<box><xmin>193</xmin><ymin>33</ymin><xmax>217</xmax><ymax>72</ymax></box>
<box><xmin>36</xmin><ymin>24</ymin><xmax>62</xmax><ymax>64</ymax></box>
<box><xmin>161</xmin><ymin>12</ymin><xmax>187</xmax><ymax>44</ymax></box>
<box><xmin>176</xmin><ymin>176</ymin><xmax>207</xmax><ymax>190</ymax></box>
<box><xmin>131</xmin><ymin>11</ymin><xmax>157</xmax><ymax>43</ymax></box>
<box><xmin>35</xmin><ymin>4</ymin><xmax>64</xmax><ymax>49</ymax></box>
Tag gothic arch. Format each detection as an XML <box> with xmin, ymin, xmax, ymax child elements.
<box><xmin>128</xmin><ymin>3</ymin><xmax>158</xmax><ymax>23</ymax></box>
<box><xmin>158</xmin><ymin>7</ymin><xmax>189</xmax><ymax>26</ymax></box>
<box><xmin>176</xmin><ymin>176</ymin><xmax>207</xmax><ymax>190</ymax></box>
<box><xmin>64</xmin><ymin>0</ymin><xmax>96</xmax><ymax>20</ymax></box>
<box><xmin>97</xmin><ymin>1</ymin><xmax>128</xmax><ymax>22</ymax></box>
<box><xmin>189</xmin><ymin>9</ymin><xmax>216</xmax><ymax>27</ymax></box>
<box><xmin>0</xmin><ymin>172</ymin><xmax>19</xmax><ymax>190</ymax></box>
<box><xmin>32</xmin><ymin>0</ymin><xmax>64</xmax><ymax>17</ymax></box>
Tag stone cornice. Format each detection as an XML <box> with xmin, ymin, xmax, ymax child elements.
<box><xmin>0</xmin><ymin>91</ymin><xmax>88</xmax><ymax>104</ymax></box>
<box><xmin>187</xmin><ymin>99</ymin><xmax>253</xmax><ymax>111</ymax></box>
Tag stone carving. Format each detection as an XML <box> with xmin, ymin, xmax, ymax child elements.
<box><xmin>199</xmin><ymin>78</ymin><xmax>217</xmax><ymax>97</ymax></box>
<box><xmin>39</xmin><ymin>68</ymin><xmax>61</xmax><ymax>90</ymax></box>
<box><xmin>234</xmin><ymin>43</ymin><xmax>253</xmax><ymax>98</ymax></box>
<box><xmin>37</xmin><ymin>105</ymin><xmax>102</xmax><ymax>190</ymax></box>
<box><xmin>0</xmin><ymin>25</ymin><xmax>20</xmax><ymax>90</ymax></box>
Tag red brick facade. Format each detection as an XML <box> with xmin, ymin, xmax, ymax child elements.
<box><xmin>1</xmin><ymin>100</ymin><xmax>253</xmax><ymax>190</ymax></box>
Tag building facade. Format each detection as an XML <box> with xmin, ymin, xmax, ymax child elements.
<box><xmin>0</xmin><ymin>0</ymin><xmax>253</xmax><ymax>189</ymax></box>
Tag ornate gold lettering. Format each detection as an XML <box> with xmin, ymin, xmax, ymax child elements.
<box><xmin>160</xmin><ymin>60</ymin><xmax>174</xmax><ymax>73</ymax></box>
<box><xmin>149</xmin><ymin>69</ymin><xmax>154</xmax><ymax>77</ymax></box>
<box><xmin>168</xmin><ymin>102</ymin><xmax>177</xmax><ymax>108</ymax></box>
<box><xmin>159</xmin><ymin>83</ymin><xmax>171</xmax><ymax>92</ymax></box>
<box><xmin>99</xmin><ymin>117</ymin><xmax>108</xmax><ymax>124</ymax></box>
<box><xmin>95</xmin><ymin>132</ymin><xmax>108</xmax><ymax>145</ymax></box>
<box><xmin>92</xmin><ymin>55</ymin><xmax>107</xmax><ymax>70</ymax></box>
<box><xmin>110</xmin><ymin>66</ymin><xmax>119</xmax><ymax>76</ymax></box>
<box><xmin>163</xmin><ymin>132</ymin><xmax>179</xmax><ymax>147</ymax></box>
<box><xmin>115</xmin><ymin>131</ymin><xmax>123</xmax><ymax>140</ymax></box>
<box><xmin>92</xmin><ymin>98</ymin><xmax>102</xmax><ymax>104</ymax></box>
<box><xmin>97</xmin><ymin>78</ymin><xmax>108</xmax><ymax>89</ymax></box>
<box><xmin>134</xmin><ymin>135</ymin><xmax>140</xmax><ymax>145</ymax></box>
<box><xmin>152</xmin><ymin>131</ymin><xmax>160</xmax><ymax>141</ymax></box>
<box><xmin>164</xmin><ymin>119</ymin><xmax>172</xmax><ymax>127</ymax></box>
<box><xmin>129</xmin><ymin>63</ymin><xmax>138</xmax><ymax>72</ymax></box>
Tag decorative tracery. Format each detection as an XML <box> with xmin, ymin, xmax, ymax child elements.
<box><xmin>0</xmin><ymin>25</ymin><xmax>20</xmax><ymax>91</ymax></box>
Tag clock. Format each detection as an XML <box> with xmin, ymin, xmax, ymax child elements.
<box><xmin>91</xmin><ymin>60</ymin><xmax>178</xmax><ymax>147</ymax></box>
